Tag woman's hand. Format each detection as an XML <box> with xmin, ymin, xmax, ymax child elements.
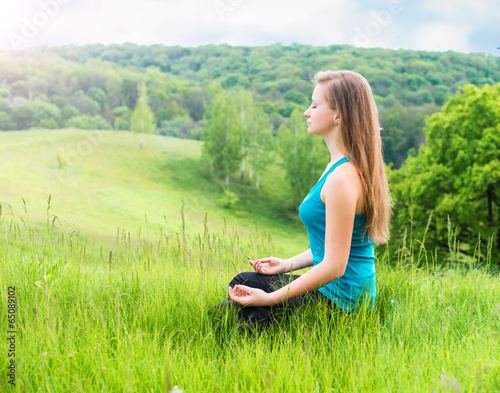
<box><xmin>248</xmin><ymin>256</ymin><xmax>285</xmax><ymax>275</ymax></box>
<box><xmin>227</xmin><ymin>285</ymin><xmax>275</xmax><ymax>307</ymax></box>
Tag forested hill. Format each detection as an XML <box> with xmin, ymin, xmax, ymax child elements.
<box><xmin>1</xmin><ymin>43</ymin><xmax>499</xmax><ymax>167</ymax></box>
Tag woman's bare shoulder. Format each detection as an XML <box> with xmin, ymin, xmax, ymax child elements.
<box><xmin>324</xmin><ymin>161</ymin><xmax>361</xmax><ymax>186</ymax></box>
<box><xmin>321</xmin><ymin>161</ymin><xmax>365</xmax><ymax>213</ymax></box>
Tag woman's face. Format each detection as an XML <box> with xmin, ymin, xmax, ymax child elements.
<box><xmin>303</xmin><ymin>83</ymin><xmax>338</xmax><ymax>136</ymax></box>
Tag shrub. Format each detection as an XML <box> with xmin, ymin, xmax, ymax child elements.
<box><xmin>220</xmin><ymin>188</ymin><xmax>239</xmax><ymax>209</ymax></box>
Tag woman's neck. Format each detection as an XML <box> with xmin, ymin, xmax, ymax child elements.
<box><xmin>322</xmin><ymin>129</ymin><xmax>345</xmax><ymax>165</ymax></box>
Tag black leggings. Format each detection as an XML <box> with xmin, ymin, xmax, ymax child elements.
<box><xmin>208</xmin><ymin>271</ymin><xmax>346</xmax><ymax>328</ymax></box>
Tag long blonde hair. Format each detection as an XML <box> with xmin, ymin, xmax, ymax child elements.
<box><xmin>312</xmin><ymin>70</ymin><xmax>392</xmax><ymax>244</ymax></box>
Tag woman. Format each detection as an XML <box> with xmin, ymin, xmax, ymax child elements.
<box><xmin>210</xmin><ymin>70</ymin><xmax>391</xmax><ymax>328</ymax></box>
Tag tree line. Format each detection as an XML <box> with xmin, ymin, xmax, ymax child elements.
<box><xmin>0</xmin><ymin>43</ymin><xmax>498</xmax><ymax>262</ymax></box>
<box><xmin>1</xmin><ymin>43</ymin><xmax>499</xmax><ymax>167</ymax></box>
<box><xmin>203</xmin><ymin>82</ymin><xmax>499</xmax><ymax>265</ymax></box>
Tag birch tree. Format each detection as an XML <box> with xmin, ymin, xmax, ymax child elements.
<box><xmin>202</xmin><ymin>92</ymin><xmax>242</xmax><ymax>188</ymax></box>
<box><xmin>235</xmin><ymin>88</ymin><xmax>255</xmax><ymax>181</ymax></box>
<box><xmin>247</xmin><ymin>103</ymin><xmax>274</xmax><ymax>190</ymax></box>
<box><xmin>130</xmin><ymin>82</ymin><xmax>156</xmax><ymax>149</ymax></box>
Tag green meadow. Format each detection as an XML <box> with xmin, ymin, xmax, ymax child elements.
<box><xmin>1</xmin><ymin>130</ymin><xmax>499</xmax><ymax>392</ymax></box>
<box><xmin>0</xmin><ymin>129</ymin><xmax>306</xmax><ymax>256</ymax></box>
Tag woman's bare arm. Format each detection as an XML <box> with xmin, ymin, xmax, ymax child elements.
<box><xmin>283</xmin><ymin>248</ymin><xmax>314</xmax><ymax>272</ymax></box>
<box><xmin>228</xmin><ymin>166</ymin><xmax>361</xmax><ymax>307</ymax></box>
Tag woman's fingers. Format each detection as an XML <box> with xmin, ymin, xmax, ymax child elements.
<box><xmin>248</xmin><ymin>258</ymin><xmax>275</xmax><ymax>274</ymax></box>
<box><xmin>256</xmin><ymin>259</ymin><xmax>270</xmax><ymax>270</ymax></box>
<box><xmin>249</xmin><ymin>260</ymin><xmax>260</xmax><ymax>273</ymax></box>
<box><xmin>229</xmin><ymin>285</ymin><xmax>270</xmax><ymax>307</ymax></box>
<box><xmin>253</xmin><ymin>261</ymin><xmax>272</xmax><ymax>274</ymax></box>
<box><xmin>249</xmin><ymin>259</ymin><xmax>266</xmax><ymax>268</ymax></box>
<box><xmin>228</xmin><ymin>286</ymin><xmax>238</xmax><ymax>302</ymax></box>
<box><xmin>228</xmin><ymin>286</ymin><xmax>242</xmax><ymax>299</ymax></box>
<box><xmin>236</xmin><ymin>285</ymin><xmax>251</xmax><ymax>296</ymax></box>
<box><xmin>228</xmin><ymin>285</ymin><xmax>251</xmax><ymax>301</ymax></box>
<box><xmin>254</xmin><ymin>260</ymin><xmax>262</xmax><ymax>272</ymax></box>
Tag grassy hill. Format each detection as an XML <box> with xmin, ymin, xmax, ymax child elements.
<box><xmin>0</xmin><ymin>129</ymin><xmax>311</xmax><ymax>259</ymax></box>
<box><xmin>2</xmin><ymin>130</ymin><xmax>500</xmax><ymax>392</ymax></box>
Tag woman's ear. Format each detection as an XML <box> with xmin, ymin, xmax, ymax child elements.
<box><xmin>333</xmin><ymin>113</ymin><xmax>341</xmax><ymax>125</ymax></box>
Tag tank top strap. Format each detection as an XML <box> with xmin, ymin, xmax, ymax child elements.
<box><xmin>318</xmin><ymin>156</ymin><xmax>349</xmax><ymax>184</ymax></box>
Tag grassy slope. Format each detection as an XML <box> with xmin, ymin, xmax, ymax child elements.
<box><xmin>0</xmin><ymin>205</ymin><xmax>499</xmax><ymax>392</ymax></box>
<box><xmin>0</xmin><ymin>129</ymin><xmax>307</xmax><ymax>259</ymax></box>
<box><xmin>1</xmin><ymin>130</ymin><xmax>499</xmax><ymax>392</ymax></box>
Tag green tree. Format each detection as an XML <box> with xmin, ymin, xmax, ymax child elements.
<box><xmin>278</xmin><ymin>109</ymin><xmax>329</xmax><ymax>209</ymax></box>
<box><xmin>201</xmin><ymin>91</ymin><xmax>242</xmax><ymax>188</ymax></box>
<box><xmin>390</xmin><ymin>84</ymin><xmax>500</xmax><ymax>260</ymax></box>
<box><xmin>69</xmin><ymin>91</ymin><xmax>98</xmax><ymax>115</ymax></box>
<box><xmin>0</xmin><ymin>112</ymin><xmax>15</xmax><ymax>131</ymax></box>
<box><xmin>121</xmin><ymin>78</ymin><xmax>139</xmax><ymax>109</ymax></box>
<box><xmin>160</xmin><ymin>100</ymin><xmax>190</xmax><ymax>121</ymax></box>
<box><xmin>10</xmin><ymin>81</ymin><xmax>28</xmax><ymax>99</ymax></box>
<box><xmin>380</xmin><ymin>102</ymin><xmax>440</xmax><ymax>168</ymax></box>
<box><xmin>86</xmin><ymin>88</ymin><xmax>108</xmax><ymax>111</ymax></box>
<box><xmin>112</xmin><ymin>105</ymin><xmax>131</xmax><ymax>130</ymax></box>
<box><xmin>234</xmin><ymin>88</ymin><xmax>256</xmax><ymax>181</ymax></box>
<box><xmin>247</xmin><ymin>103</ymin><xmax>274</xmax><ymax>190</ymax></box>
<box><xmin>11</xmin><ymin>101</ymin><xmax>60</xmax><ymax>130</ymax></box>
<box><xmin>61</xmin><ymin>105</ymin><xmax>81</xmax><ymax>124</ymax></box>
<box><xmin>65</xmin><ymin>114</ymin><xmax>112</xmax><ymax>130</ymax></box>
<box><xmin>158</xmin><ymin>116</ymin><xmax>192</xmax><ymax>138</ymax></box>
<box><xmin>130</xmin><ymin>82</ymin><xmax>156</xmax><ymax>149</ymax></box>
<box><xmin>186</xmin><ymin>88</ymin><xmax>208</xmax><ymax>122</ymax></box>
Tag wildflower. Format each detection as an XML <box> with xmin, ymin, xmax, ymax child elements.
<box><xmin>68</xmin><ymin>353</ymin><xmax>73</xmax><ymax>358</ymax></box>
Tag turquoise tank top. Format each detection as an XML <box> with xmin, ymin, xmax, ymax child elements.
<box><xmin>298</xmin><ymin>156</ymin><xmax>376</xmax><ymax>313</ymax></box>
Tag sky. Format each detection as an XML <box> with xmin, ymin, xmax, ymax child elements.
<box><xmin>0</xmin><ymin>0</ymin><xmax>498</xmax><ymax>55</ymax></box>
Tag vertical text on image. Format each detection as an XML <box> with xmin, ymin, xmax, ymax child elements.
<box><xmin>7</xmin><ymin>286</ymin><xmax>17</xmax><ymax>386</ymax></box>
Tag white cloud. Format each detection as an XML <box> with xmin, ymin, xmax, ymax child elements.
<box><xmin>421</xmin><ymin>0</ymin><xmax>499</xmax><ymax>21</ymax></box>
<box><xmin>0</xmin><ymin>0</ymin><xmax>493</xmax><ymax>54</ymax></box>
<box><xmin>413</xmin><ymin>23</ymin><xmax>473</xmax><ymax>53</ymax></box>
<box><xmin>0</xmin><ymin>0</ymin><xmax>366</xmax><ymax>50</ymax></box>
<box><xmin>57</xmin><ymin>0</ymin><xmax>203</xmax><ymax>46</ymax></box>
<box><xmin>208</xmin><ymin>0</ymin><xmax>360</xmax><ymax>46</ymax></box>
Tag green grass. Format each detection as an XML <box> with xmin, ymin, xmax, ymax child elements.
<box><xmin>0</xmin><ymin>129</ymin><xmax>306</xmax><ymax>258</ymax></box>
<box><xmin>1</xmin><ymin>129</ymin><xmax>499</xmax><ymax>392</ymax></box>
<box><xmin>0</xmin><ymin>196</ymin><xmax>499</xmax><ymax>392</ymax></box>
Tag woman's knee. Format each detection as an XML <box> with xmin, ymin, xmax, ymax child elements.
<box><xmin>229</xmin><ymin>271</ymin><xmax>259</xmax><ymax>287</ymax></box>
